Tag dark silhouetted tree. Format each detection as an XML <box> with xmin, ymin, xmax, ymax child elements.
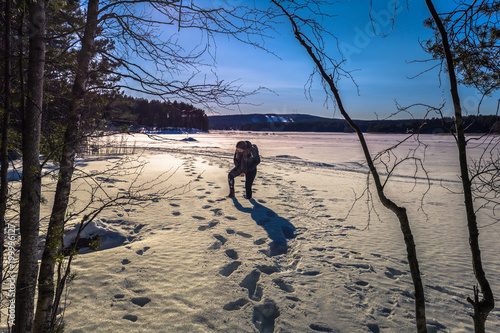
<box><xmin>271</xmin><ymin>1</ymin><xmax>428</xmax><ymax>331</ymax></box>
<box><xmin>423</xmin><ymin>1</ymin><xmax>495</xmax><ymax>331</ymax></box>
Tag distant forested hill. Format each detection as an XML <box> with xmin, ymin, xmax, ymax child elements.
<box><xmin>104</xmin><ymin>95</ymin><xmax>209</xmax><ymax>131</ymax></box>
<box><xmin>208</xmin><ymin>113</ymin><xmax>330</xmax><ymax>130</ymax></box>
<box><xmin>208</xmin><ymin>113</ymin><xmax>500</xmax><ymax>134</ymax></box>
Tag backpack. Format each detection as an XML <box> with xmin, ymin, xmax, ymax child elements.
<box><xmin>247</xmin><ymin>141</ymin><xmax>261</xmax><ymax>166</ymax></box>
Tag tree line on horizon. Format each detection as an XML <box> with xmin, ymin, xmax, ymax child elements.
<box><xmin>236</xmin><ymin>115</ymin><xmax>500</xmax><ymax>134</ymax></box>
<box><xmin>106</xmin><ymin>96</ymin><xmax>209</xmax><ymax>132</ymax></box>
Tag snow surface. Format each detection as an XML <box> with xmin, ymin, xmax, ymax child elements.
<box><xmin>7</xmin><ymin>131</ymin><xmax>500</xmax><ymax>332</ymax></box>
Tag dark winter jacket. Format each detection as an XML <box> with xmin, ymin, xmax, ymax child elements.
<box><xmin>233</xmin><ymin>141</ymin><xmax>260</xmax><ymax>173</ymax></box>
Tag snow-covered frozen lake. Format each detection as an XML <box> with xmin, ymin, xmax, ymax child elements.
<box><xmin>25</xmin><ymin>131</ymin><xmax>500</xmax><ymax>332</ymax></box>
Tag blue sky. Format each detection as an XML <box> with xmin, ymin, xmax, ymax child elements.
<box><xmin>128</xmin><ymin>1</ymin><xmax>499</xmax><ymax>120</ymax></box>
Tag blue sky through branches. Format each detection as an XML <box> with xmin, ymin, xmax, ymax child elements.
<box><xmin>127</xmin><ymin>1</ymin><xmax>500</xmax><ymax>120</ymax></box>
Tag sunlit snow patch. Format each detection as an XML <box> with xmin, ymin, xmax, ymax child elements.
<box><xmin>63</xmin><ymin>219</ymin><xmax>131</xmax><ymax>254</ymax></box>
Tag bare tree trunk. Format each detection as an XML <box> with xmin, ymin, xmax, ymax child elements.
<box><xmin>424</xmin><ymin>1</ymin><xmax>494</xmax><ymax>332</ymax></box>
<box><xmin>0</xmin><ymin>0</ymin><xmax>13</xmax><ymax>323</ymax></box>
<box><xmin>325</xmin><ymin>69</ymin><xmax>428</xmax><ymax>333</ymax></box>
<box><xmin>272</xmin><ymin>2</ymin><xmax>427</xmax><ymax>331</ymax></box>
<box><xmin>34</xmin><ymin>0</ymin><xmax>100</xmax><ymax>331</ymax></box>
<box><xmin>18</xmin><ymin>0</ymin><xmax>26</xmax><ymax>117</ymax></box>
<box><xmin>14</xmin><ymin>0</ymin><xmax>47</xmax><ymax>331</ymax></box>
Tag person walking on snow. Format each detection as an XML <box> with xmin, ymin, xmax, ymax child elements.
<box><xmin>228</xmin><ymin>141</ymin><xmax>260</xmax><ymax>199</ymax></box>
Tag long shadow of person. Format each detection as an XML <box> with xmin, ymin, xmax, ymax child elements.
<box><xmin>232</xmin><ymin>198</ymin><xmax>296</xmax><ymax>257</ymax></box>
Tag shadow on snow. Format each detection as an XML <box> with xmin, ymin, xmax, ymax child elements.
<box><xmin>232</xmin><ymin>198</ymin><xmax>296</xmax><ymax>256</ymax></box>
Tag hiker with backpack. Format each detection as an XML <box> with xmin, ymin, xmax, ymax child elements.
<box><xmin>228</xmin><ymin>140</ymin><xmax>261</xmax><ymax>199</ymax></box>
